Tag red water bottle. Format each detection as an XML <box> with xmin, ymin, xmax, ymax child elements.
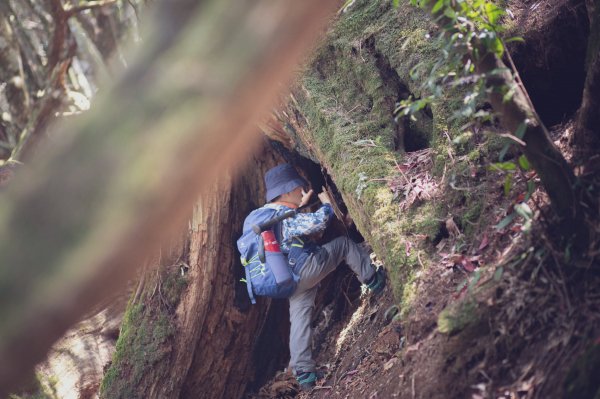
<box><xmin>261</xmin><ymin>230</ymin><xmax>293</xmax><ymax>285</ymax></box>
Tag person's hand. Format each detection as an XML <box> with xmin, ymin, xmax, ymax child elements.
<box><xmin>300</xmin><ymin>189</ymin><xmax>313</xmax><ymax>207</ymax></box>
<box><xmin>318</xmin><ymin>188</ymin><xmax>331</xmax><ymax>205</ymax></box>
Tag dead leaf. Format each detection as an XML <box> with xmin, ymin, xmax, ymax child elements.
<box><xmin>446</xmin><ymin>217</ymin><xmax>461</xmax><ymax>237</ymax></box>
<box><xmin>384</xmin><ymin>357</ymin><xmax>397</xmax><ymax>371</ymax></box>
<box><xmin>477</xmin><ymin>233</ymin><xmax>489</xmax><ymax>251</ymax></box>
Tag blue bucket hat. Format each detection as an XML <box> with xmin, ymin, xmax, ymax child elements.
<box><xmin>265</xmin><ymin>164</ymin><xmax>307</xmax><ymax>202</ymax></box>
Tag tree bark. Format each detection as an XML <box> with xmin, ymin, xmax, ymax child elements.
<box><xmin>176</xmin><ymin>147</ymin><xmax>284</xmax><ymax>398</ymax></box>
<box><xmin>0</xmin><ymin>0</ymin><xmax>337</xmax><ymax>395</ymax></box>
<box><xmin>573</xmin><ymin>0</ymin><xmax>600</xmax><ymax>168</ymax></box>
<box><xmin>100</xmin><ymin>144</ymin><xmax>287</xmax><ymax>398</ymax></box>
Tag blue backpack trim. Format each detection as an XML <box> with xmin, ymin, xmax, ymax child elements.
<box><xmin>237</xmin><ymin>205</ymin><xmax>300</xmax><ymax>304</ymax></box>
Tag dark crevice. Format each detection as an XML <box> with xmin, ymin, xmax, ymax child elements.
<box><xmin>247</xmin><ymin>299</ymin><xmax>290</xmax><ymax>392</ymax></box>
<box><xmin>363</xmin><ymin>36</ymin><xmax>432</xmax><ymax>152</ymax></box>
<box><xmin>245</xmin><ymin>146</ymin><xmax>367</xmax><ymax>393</ymax></box>
<box><xmin>431</xmin><ymin>221</ymin><xmax>450</xmax><ymax>246</ymax></box>
<box><xmin>510</xmin><ymin>0</ymin><xmax>589</xmax><ymax>127</ymax></box>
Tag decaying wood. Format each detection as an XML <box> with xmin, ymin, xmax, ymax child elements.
<box><xmin>173</xmin><ymin>148</ymin><xmax>283</xmax><ymax>399</ymax></box>
<box><xmin>0</xmin><ymin>0</ymin><xmax>337</xmax><ymax>395</ymax></box>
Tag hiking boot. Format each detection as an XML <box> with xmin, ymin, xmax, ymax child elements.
<box><xmin>365</xmin><ymin>267</ymin><xmax>386</xmax><ymax>296</ymax></box>
<box><xmin>295</xmin><ymin>371</ymin><xmax>318</xmax><ymax>391</ymax></box>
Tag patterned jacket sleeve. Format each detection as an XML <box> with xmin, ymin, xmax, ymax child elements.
<box><xmin>281</xmin><ymin>204</ymin><xmax>333</xmax><ymax>242</ymax></box>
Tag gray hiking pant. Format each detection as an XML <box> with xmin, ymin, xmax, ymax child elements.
<box><xmin>288</xmin><ymin>236</ymin><xmax>375</xmax><ymax>373</ymax></box>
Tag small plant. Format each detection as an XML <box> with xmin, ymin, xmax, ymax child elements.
<box><xmin>394</xmin><ymin>0</ymin><xmax>519</xmax><ymax>126</ymax></box>
<box><xmin>489</xmin><ymin>153</ymin><xmax>536</xmax><ymax>233</ymax></box>
<box><xmin>355</xmin><ymin>172</ymin><xmax>368</xmax><ymax>199</ymax></box>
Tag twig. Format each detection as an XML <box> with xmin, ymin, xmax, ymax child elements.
<box><xmin>10</xmin><ymin>60</ymin><xmax>70</xmax><ymax>161</ymax></box>
<box><xmin>417</xmin><ymin>251</ymin><xmax>425</xmax><ymax>269</ymax></box>
<box><xmin>334</xmin><ymin>369</ymin><xmax>357</xmax><ymax>387</ymax></box>
<box><xmin>499</xmin><ymin>132</ymin><xmax>526</xmax><ymax>146</ymax></box>
<box><xmin>411</xmin><ymin>374</ymin><xmax>416</xmax><ymax>399</ymax></box>
<box><xmin>502</xmin><ymin>43</ymin><xmax>544</xmax><ymax>129</ymax></box>
<box><xmin>550</xmin><ymin>251</ymin><xmax>573</xmax><ymax>315</ymax></box>
<box><xmin>443</xmin><ymin>131</ymin><xmax>455</xmax><ymax>162</ymax></box>
<box><xmin>64</xmin><ymin>0</ymin><xmax>119</xmax><ymax>17</ymax></box>
<box><xmin>342</xmin><ymin>277</ymin><xmax>353</xmax><ymax>308</ymax></box>
<box><xmin>393</xmin><ymin>159</ymin><xmax>411</xmax><ymax>185</ymax></box>
<box><xmin>127</xmin><ymin>0</ymin><xmax>140</xmax><ymax>21</ymax></box>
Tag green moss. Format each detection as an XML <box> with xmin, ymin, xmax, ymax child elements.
<box><xmin>100</xmin><ymin>268</ymin><xmax>184</xmax><ymax>399</ymax></box>
<box><xmin>437</xmin><ymin>298</ymin><xmax>479</xmax><ymax>334</ymax></box>
<box><xmin>8</xmin><ymin>372</ymin><xmax>58</xmax><ymax>399</ymax></box>
<box><xmin>467</xmin><ymin>148</ymin><xmax>481</xmax><ymax>162</ymax></box>
<box><xmin>292</xmin><ymin>0</ymin><xmax>487</xmax><ymax>321</ymax></box>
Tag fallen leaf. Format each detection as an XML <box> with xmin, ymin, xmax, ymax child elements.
<box><xmin>477</xmin><ymin>233</ymin><xmax>489</xmax><ymax>251</ymax></box>
<box><xmin>446</xmin><ymin>217</ymin><xmax>461</xmax><ymax>237</ymax></box>
<box><xmin>384</xmin><ymin>357</ymin><xmax>397</xmax><ymax>371</ymax></box>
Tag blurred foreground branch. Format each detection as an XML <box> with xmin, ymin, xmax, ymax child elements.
<box><xmin>0</xmin><ymin>0</ymin><xmax>337</xmax><ymax>395</ymax></box>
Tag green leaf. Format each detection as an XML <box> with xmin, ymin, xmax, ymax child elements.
<box><xmin>505</xmin><ymin>36</ymin><xmax>525</xmax><ymax>43</ymax></box>
<box><xmin>444</xmin><ymin>7</ymin><xmax>457</xmax><ymax>19</ymax></box>
<box><xmin>514</xmin><ymin>122</ymin><xmax>527</xmax><ymax>139</ymax></box>
<box><xmin>502</xmin><ymin>84</ymin><xmax>517</xmax><ymax>103</ymax></box>
<box><xmin>495</xmin><ymin>212</ymin><xmax>516</xmax><ymax>229</ymax></box>
<box><xmin>522</xmin><ymin>219</ymin><xmax>532</xmax><ymax>233</ymax></box>
<box><xmin>432</xmin><ymin>0</ymin><xmax>445</xmax><ymax>13</ymax></box>
<box><xmin>490</xmin><ymin>161</ymin><xmax>517</xmax><ymax>172</ymax></box>
<box><xmin>514</xmin><ymin>202</ymin><xmax>533</xmax><ymax>220</ymax></box>
<box><xmin>456</xmin><ymin>278</ymin><xmax>468</xmax><ymax>292</ymax></box>
<box><xmin>491</xmin><ymin>37</ymin><xmax>504</xmax><ymax>58</ymax></box>
<box><xmin>393</xmin><ymin>0</ymin><xmax>400</xmax><ymax>7</ymax></box>
<box><xmin>484</xmin><ymin>3</ymin><xmax>505</xmax><ymax>25</ymax></box>
<box><xmin>504</xmin><ymin>173</ymin><xmax>512</xmax><ymax>197</ymax></box>
<box><xmin>493</xmin><ymin>266</ymin><xmax>504</xmax><ymax>281</ymax></box>
<box><xmin>498</xmin><ymin>142</ymin><xmax>510</xmax><ymax>161</ymax></box>
<box><xmin>518</xmin><ymin>155</ymin><xmax>530</xmax><ymax>171</ymax></box>
<box><xmin>468</xmin><ymin>270</ymin><xmax>481</xmax><ymax>291</ymax></box>
<box><xmin>525</xmin><ymin>180</ymin><xmax>535</xmax><ymax>201</ymax></box>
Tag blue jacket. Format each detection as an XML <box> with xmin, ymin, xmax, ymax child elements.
<box><xmin>264</xmin><ymin>203</ymin><xmax>334</xmax><ymax>273</ymax></box>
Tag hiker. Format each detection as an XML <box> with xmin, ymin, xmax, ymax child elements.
<box><xmin>262</xmin><ymin>163</ymin><xmax>386</xmax><ymax>390</ymax></box>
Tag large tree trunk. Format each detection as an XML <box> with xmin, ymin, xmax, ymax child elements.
<box><xmin>176</xmin><ymin>145</ymin><xmax>285</xmax><ymax>398</ymax></box>
<box><xmin>100</xmin><ymin>143</ymin><xmax>287</xmax><ymax>398</ymax></box>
